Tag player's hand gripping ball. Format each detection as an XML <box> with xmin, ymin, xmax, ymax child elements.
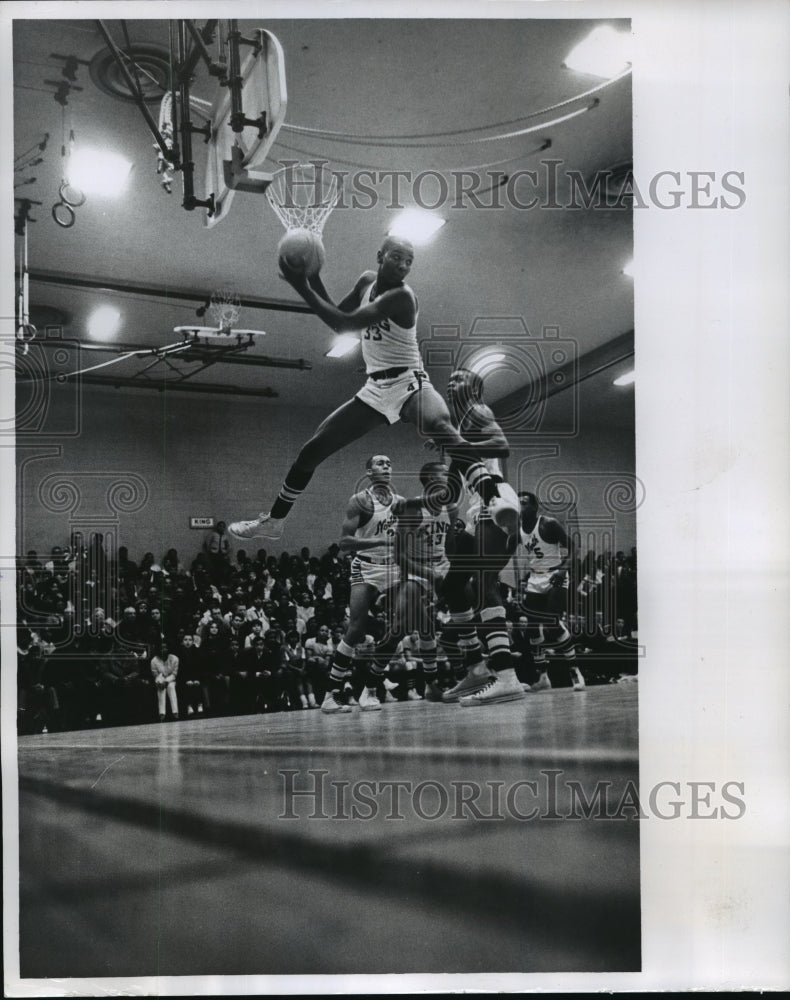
<box><xmin>277</xmin><ymin>228</ymin><xmax>326</xmax><ymax>278</ymax></box>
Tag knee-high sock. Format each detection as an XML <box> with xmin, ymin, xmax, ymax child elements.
<box><xmin>419</xmin><ymin>638</ymin><xmax>438</xmax><ymax>680</ymax></box>
<box><xmin>270</xmin><ymin>466</ymin><xmax>313</xmax><ymax>520</ymax></box>
<box><xmin>480</xmin><ymin>605</ymin><xmax>511</xmax><ymax>673</ymax></box>
<box><xmin>449</xmin><ymin>608</ymin><xmax>484</xmax><ymax>667</ymax></box>
<box><xmin>368</xmin><ymin>632</ymin><xmax>401</xmax><ymax>687</ymax></box>
<box><xmin>328</xmin><ymin>639</ymin><xmax>355</xmax><ymax>692</ymax></box>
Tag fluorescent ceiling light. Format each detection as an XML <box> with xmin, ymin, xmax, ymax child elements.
<box><xmin>326</xmin><ymin>334</ymin><xmax>359</xmax><ymax>358</ymax></box>
<box><xmin>68</xmin><ymin>148</ymin><xmax>133</xmax><ymax>197</ymax></box>
<box><xmin>564</xmin><ymin>26</ymin><xmax>632</xmax><ymax>79</ymax></box>
<box><xmin>613</xmin><ymin>370</ymin><xmax>635</xmax><ymax>386</ymax></box>
<box><xmin>470</xmin><ymin>351</ymin><xmax>506</xmax><ymax>373</ymax></box>
<box><xmin>622</xmin><ymin>259</ymin><xmax>634</xmax><ymax>277</ymax></box>
<box><xmin>88</xmin><ymin>305</ymin><xmax>121</xmax><ymax>340</ymax></box>
<box><xmin>388</xmin><ymin>208</ymin><xmax>446</xmax><ymax>245</ymax></box>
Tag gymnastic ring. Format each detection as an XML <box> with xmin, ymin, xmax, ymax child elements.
<box><xmin>59</xmin><ymin>181</ymin><xmax>86</xmax><ymax>207</ymax></box>
<box><xmin>52</xmin><ymin>202</ymin><xmax>75</xmax><ymax>228</ymax></box>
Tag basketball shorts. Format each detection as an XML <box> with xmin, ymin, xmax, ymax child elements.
<box><xmin>406</xmin><ymin>556</ymin><xmax>449</xmax><ymax>594</ymax></box>
<box><xmin>521</xmin><ymin>587</ymin><xmax>568</xmax><ymax>625</ymax></box>
<box><xmin>356</xmin><ymin>369</ymin><xmax>429</xmax><ymax>424</ymax></box>
<box><xmin>350</xmin><ymin>555</ymin><xmax>399</xmax><ymax>593</ymax></box>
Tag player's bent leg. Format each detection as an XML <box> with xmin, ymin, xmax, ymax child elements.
<box><xmin>230</xmin><ymin>398</ymin><xmax>386</xmax><ymax>540</ymax></box>
<box><xmin>487</xmin><ymin>482</ymin><xmax>521</xmax><ymax>544</ymax></box>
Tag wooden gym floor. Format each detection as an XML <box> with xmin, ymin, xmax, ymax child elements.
<box><xmin>16</xmin><ymin>684</ymin><xmax>639</xmax><ymax>980</ymax></box>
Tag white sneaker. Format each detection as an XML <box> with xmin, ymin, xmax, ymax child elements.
<box><xmin>384</xmin><ymin>691</ymin><xmax>397</xmax><ymax>703</ymax></box>
<box><xmin>530</xmin><ymin>672</ymin><xmax>552</xmax><ymax>693</ymax></box>
<box><xmin>459</xmin><ymin>669</ymin><xmax>526</xmax><ymax>707</ymax></box>
<box><xmin>382</xmin><ymin>678</ymin><xmax>398</xmax><ymax>691</ymax></box>
<box><xmin>407</xmin><ymin>689</ymin><xmax>423</xmax><ymax>701</ymax></box>
<box><xmin>571</xmin><ymin>666</ymin><xmax>586</xmax><ymax>691</ymax></box>
<box><xmin>442</xmin><ymin>662</ymin><xmax>494</xmax><ymax>703</ymax></box>
<box><xmin>321</xmin><ymin>692</ymin><xmax>352</xmax><ymax>714</ymax></box>
<box><xmin>359</xmin><ymin>688</ymin><xmax>382</xmax><ymax>712</ymax></box>
<box><xmin>228</xmin><ymin>512</ymin><xmax>283</xmax><ymax>540</ymax></box>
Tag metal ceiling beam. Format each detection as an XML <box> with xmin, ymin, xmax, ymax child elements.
<box><xmin>17</xmin><ymin>372</ymin><xmax>279</xmax><ymax>399</ymax></box>
<box><xmin>28</xmin><ymin>334</ymin><xmax>312</xmax><ymax>371</ymax></box>
<box><xmin>25</xmin><ymin>269</ymin><xmax>314</xmax><ymax>315</ymax></box>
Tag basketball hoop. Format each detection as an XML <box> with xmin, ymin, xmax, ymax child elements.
<box><xmin>265</xmin><ymin>162</ymin><xmax>339</xmax><ymax>235</ymax></box>
<box><xmin>209</xmin><ymin>288</ymin><xmax>242</xmax><ymax>333</ymax></box>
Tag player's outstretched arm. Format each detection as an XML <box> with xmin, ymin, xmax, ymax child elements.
<box><xmin>281</xmin><ymin>260</ymin><xmax>415</xmax><ymax>332</ymax></box>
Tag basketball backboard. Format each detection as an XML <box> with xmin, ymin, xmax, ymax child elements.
<box><xmin>204</xmin><ymin>28</ymin><xmax>287</xmax><ymax>228</ymax></box>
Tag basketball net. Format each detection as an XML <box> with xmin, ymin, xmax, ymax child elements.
<box><xmin>265</xmin><ymin>162</ymin><xmax>339</xmax><ymax>235</ymax></box>
<box><xmin>209</xmin><ymin>289</ymin><xmax>242</xmax><ymax>333</ymax></box>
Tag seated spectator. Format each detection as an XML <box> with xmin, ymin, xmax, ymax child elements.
<box><xmin>304</xmin><ymin>625</ymin><xmax>334</xmax><ymax>700</ymax></box>
<box><xmin>162</xmin><ymin>548</ymin><xmax>184</xmax><ymax>577</ymax></box>
<box><xmin>151</xmin><ymin>641</ymin><xmax>179</xmax><ymax>722</ymax></box>
<box><xmin>294</xmin><ymin>592</ymin><xmax>315</xmax><ymax>636</ymax></box>
<box><xmin>245</xmin><ymin>596</ymin><xmax>271</xmax><ymax>632</ymax></box>
<box><xmin>244</xmin><ymin>618</ymin><xmax>266</xmax><ymax>649</ymax></box>
<box><xmin>283</xmin><ymin>629</ymin><xmax>317</xmax><ymax>709</ymax></box>
<box><xmin>199</xmin><ymin>620</ymin><xmax>231</xmax><ymax>715</ymax></box>
<box><xmin>176</xmin><ymin>633</ymin><xmax>203</xmax><ymax>716</ymax></box>
<box><xmin>99</xmin><ymin>641</ymin><xmax>149</xmax><ymax>726</ymax></box>
<box><xmin>389</xmin><ymin>632</ymin><xmax>424</xmax><ymax>701</ymax></box>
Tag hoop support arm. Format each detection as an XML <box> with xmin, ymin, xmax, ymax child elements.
<box><xmin>95</xmin><ymin>20</ymin><xmax>173</xmax><ymax>164</ymax></box>
<box><xmin>223</xmin><ymin>146</ymin><xmax>274</xmax><ymax>193</ymax></box>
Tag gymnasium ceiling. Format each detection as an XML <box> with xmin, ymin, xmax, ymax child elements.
<box><xmin>10</xmin><ymin>14</ymin><xmax>634</xmax><ymax>426</ymax></box>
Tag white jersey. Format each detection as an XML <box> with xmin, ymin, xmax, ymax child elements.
<box><xmin>460</xmin><ymin>456</ymin><xmax>505</xmax><ymax>532</ymax></box>
<box><xmin>420</xmin><ymin>503</ymin><xmax>452</xmax><ymax>568</ymax></box>
<box><xmin>354</xmin><ymin>487</ymin><xmax>400</xmax><ymax>563</ymax></box>
<box><xmin>359</xmin><ymin>280</ymin><xmax>422</xmax><ymax>374</ymax></box>
<box><xmin>521</xmin><ymin>516</ymin><xmax>567</xmax><ymax>594</ymax></box>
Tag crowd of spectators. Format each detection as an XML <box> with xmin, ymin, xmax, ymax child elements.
<box><xmin>16</xmin><ymin>522</ymin><xmax>638</xmax><ymax>735</ymax></box>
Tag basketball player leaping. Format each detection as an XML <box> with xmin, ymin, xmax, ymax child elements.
<box><xmin>438</xmin><ymin>368</ymin><xmax>526</xmax><ymax>707</ymax></box>
<box><xmin>229</xmin><ymin>237</ymin><xmax>504</xmax><ymax>541</ymax></box>
<box><xmin>321</xmin><ymin>454</ymin><xmax>402</xmax><ymax>714</ymax></box>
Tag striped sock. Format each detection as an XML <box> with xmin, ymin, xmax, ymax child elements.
<box><xmin>450</xmin><ymin>609</ymin><xmax>484</xmax><ymax>666</ymax></box>
<box><xmin>456</xmin><ymin>459</ymin><xmax>497</xmax><ymax>505</ymax></box>
<box><xmin>480</xmin><ymin>605</ymin><xmax>511</xmax><ymax>673</ymax></box>
<box><xmin>270</xmin><ymin>466</ymin><xmax>313</xmax><ymax>520</ymax></box>
<box><xmin>419</xmin><ymin>638</ymin><xmax>438</xmax><ymax>680</ymax></box>
<box><xmin>369</xmin><ymin>632</ymin><xmax>400</xmax><ymax>686</ymax></box>
<box><xmin>332</xmin><ymin>639</ymin><xmax>356</xmax><ymax>675</ymax></box>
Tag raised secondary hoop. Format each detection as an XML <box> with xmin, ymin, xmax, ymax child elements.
<box><xmin>265</xmin><ymin>162</ymin><xmax>339</xmax><ymax>235</ymax></box>
<box><xmin>209</xmin><ymin>288</ymin><xmax>241</xmax><ymax>332</ymax></box>
<box><xmin>173</xmin><ymin>287</ymin><xmax>266</xmax><ymax>342</ymax></box>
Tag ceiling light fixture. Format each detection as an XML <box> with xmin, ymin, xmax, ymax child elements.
<box><xmin>470</xmin><ymin>351</ymin><xmax>506</xmax><ymax>374</ymax></box>
<box><xmin>613</xmin><ymin>369</ymin><xmax>635</xmax><ymax>386</ymax></box>
<box><xmin>622</xmin><ymin>259</ymin><xmax>634</xmax><ymax>277</ymax></box>
<box><xmin>564</xmin><ymin>25</ymin><xmax>632</xmax><ymax>79</ymax></box>
<box><xmin>388</xmin><ymin>208</ymin><xmax>446</xmax><ymax>245</ymax></box>
<box><xmin>325</xmin><ymin>334</ymin><xmax>359</xmax><ymax>358</ymax></box>
<box><xmin>88</xmin><ymin>305</ymin><xmax>121</xmax><ymax>340</ymax></box>
<box><xmin>68</xmin><ymin>148</ymin><xmax>133</xmax><ymax>197</ymax></box>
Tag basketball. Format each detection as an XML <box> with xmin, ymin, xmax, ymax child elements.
<box><xmin>277</xmin><ymin>228</ymin><xmax>326</xmax><ymax>276</ymax></box>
